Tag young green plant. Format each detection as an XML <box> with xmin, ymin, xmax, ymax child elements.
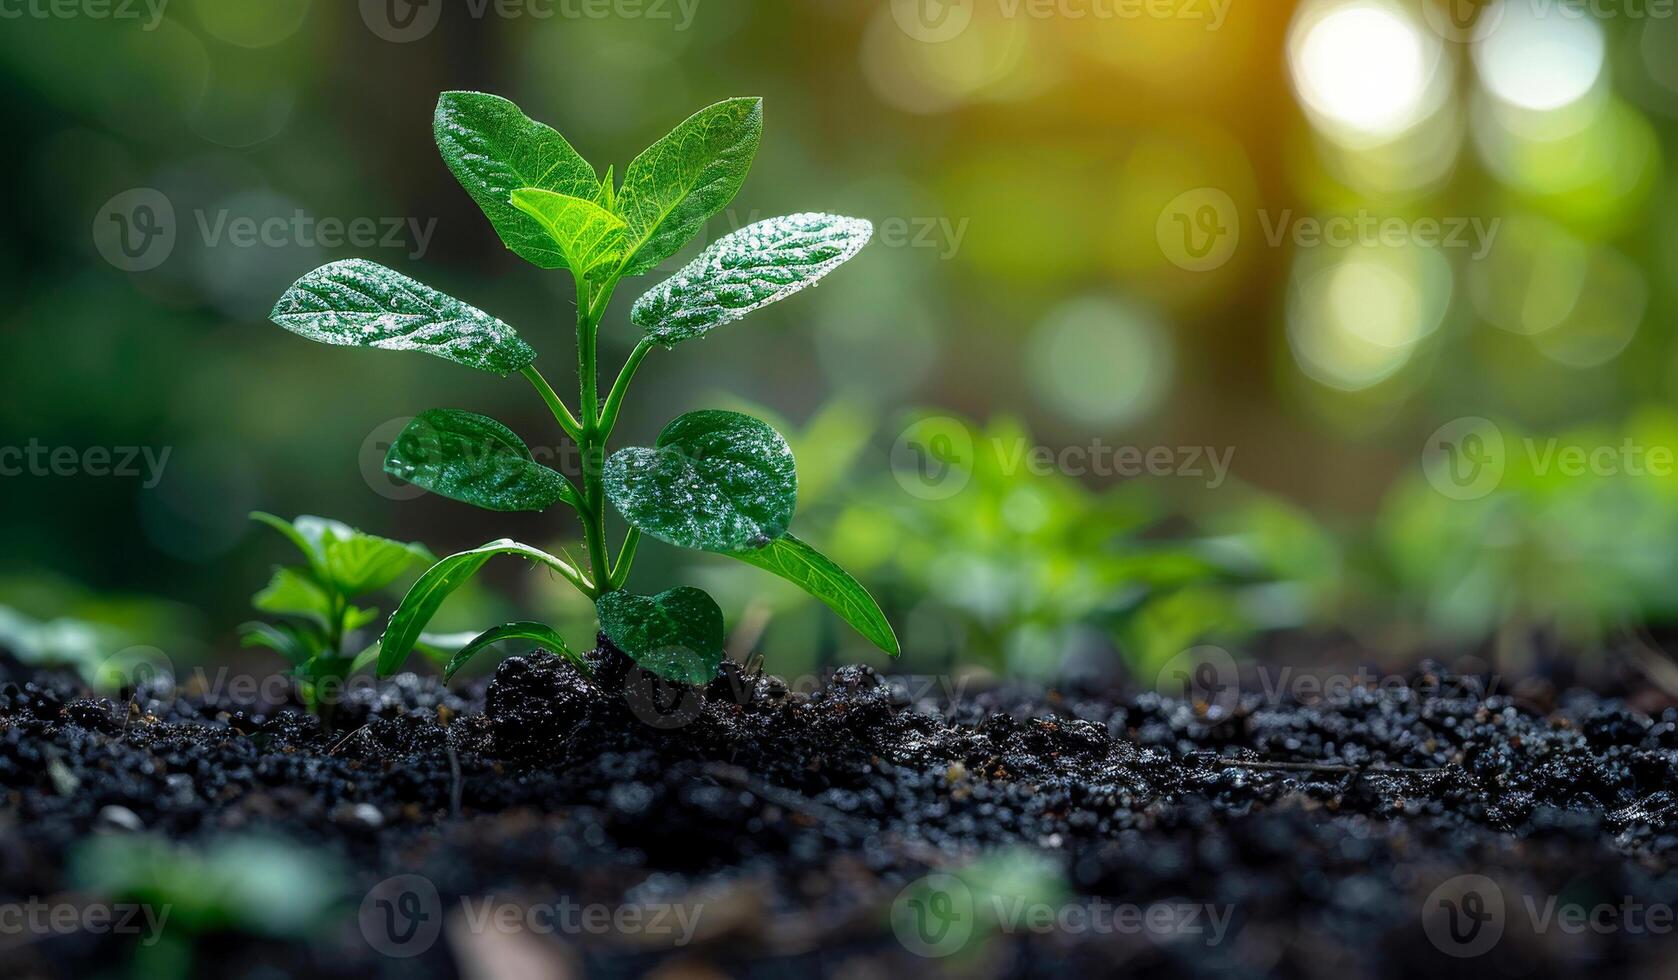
<box><xmin>266</xmin><ymin>93</ymin><xmax>898</xmax><ymax>686</ymax></box>
<box><xmin>239</xmin><ymin>513</ymin><xmax>442</xmax><ymax>720</ymax></box>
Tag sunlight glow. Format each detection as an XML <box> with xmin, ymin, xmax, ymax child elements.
<box><xmin>1289</xmin><ymin>1</ymin><xmax>1441</xmax><ymax>142</ymax></box>
<box><xmin>1475</xmin><ymin>0</ymin><xmax>1605</xmax><ymax>113</ymax></box>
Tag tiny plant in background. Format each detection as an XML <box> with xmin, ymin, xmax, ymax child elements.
<box><xmin>239</xmin><ymin>513</ymin><xmax>435</xmax><ymax>721</ymax></box>
<box><xmin>266</xmin><ymin>93</ymin><xmax>897</xmax><ymax>686</ymax></box>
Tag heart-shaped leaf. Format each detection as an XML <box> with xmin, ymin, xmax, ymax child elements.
<box><xmin>442</xmin><ymin>621</ymin><xmax>587</xmax><ymax>682</ymax></box>
<box><xmin>384</xmin><ymin>409</ymin><xmax>579</xmax><ymax>513</ymax></box>
<box><xmin>271</xmin><ymin>259</ymin><xmax>535</xmax><ymax>375</ymax></box>
<box><xmin>378</xmin><ymin>540</ymin><xmax>588</xmax><ymax>676</ymax></box>
<box><xmin>507</xmin><ymin>189</ymin><xmax>626</xmax><ymax>277</ymax></box>
<box><xmin>604</xmin><ymin>410</ymin><xmax>796</xmax><ymax>553</ymax></box>
<box><xmin>729</xmin><ymin>534</ymin><xmax>898</xmax><ymax>656</ymax></box>
<box><xmin>616</xmin><ymin>98</ymin><xmax>762</xmax><ymax>276</ymax></box>
<box><xmin>434</xmin><ymin>91</ymin><xmax>601</xmax><ymax>269</ymax></box>
<box><xmin>632</xmin><ymin>213</ymin><xmax>872</xmax><ymax>346</ymax></box>
<box><xmin>595</xmin><ymin>587</ymin><xmax>725</xmax><ymax>685</ymax></box>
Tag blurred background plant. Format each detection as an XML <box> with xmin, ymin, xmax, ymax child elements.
<box><xmin>3</xmin><ymin>0</ymin><xmax>1678</xmax><ymax>681</ymax></box>
<box><xmin>69</xmin><ymin>834</ymin><xmax>341</xmax><ymax>979</ymax></box>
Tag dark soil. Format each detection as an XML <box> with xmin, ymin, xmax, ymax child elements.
<box><xmin>2</xmin><ymin>644</ymin><xmax>1677</xmax><ymax>978</ymax></box>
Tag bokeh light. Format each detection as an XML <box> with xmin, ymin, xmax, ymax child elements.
<box><xmin>1474</xmin><ymin>0</ymin><xmax>1605</xmax><ymax>114</ymax></box>
<box><xmin>1287</xmin><ymin>0</ymin><xmax>1449</xmax><ymax>145</ymax></box>
<box><xmin>1287</xmin><ymin>243</ymin><xmax>1452</xmax><ymax>391</ymax></box>
<box><xmin>1025</xmin><ymin>297</ymin><xmax>1173</xmax><ymax>427</ymax></box>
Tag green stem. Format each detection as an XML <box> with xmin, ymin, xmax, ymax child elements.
<box><xmin>599</xmin><ymin>336</ymin><xmax>656</xmax><ymax>442</ymax></box>
<box><xmin>521</xmin><ymin>366</ymin><xmax>583</xmax><ymax>443</ymax></box>
<box><xmin>609</xmin><ymin>527</ymin><xmax>640</xmax><ymax>590</ymax></box>
<box><xmin>575</xmin><ymin>277</ymin><xmax>613</xmax><ymax>596</ymax></box>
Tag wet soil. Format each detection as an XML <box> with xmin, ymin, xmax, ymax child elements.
<box><xmin>2</xmin><ymin>645</ymin><xmax>1676</xmax><ymax>978</ymax></box>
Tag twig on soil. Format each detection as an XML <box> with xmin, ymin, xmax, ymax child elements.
<box><xmin>328</xmin><ymin>723</ymin><xmax>373</xmax><ymax>756</ymax></box>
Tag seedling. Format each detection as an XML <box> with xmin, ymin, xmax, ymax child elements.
<box><xmin>267</xmin><ymin>93</ymin><xmax>897</xmax><ymax>685</ymax></box>
<box><xmin>239</xmin><ymin>512</ymin><xmax>436</xmax><ymax>719</ymax></box>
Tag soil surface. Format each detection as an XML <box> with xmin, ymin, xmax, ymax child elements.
<box><xmin>2</xmin><ymin>644</ymin><xmax>1677</xmax><ymax>978</ymax></box>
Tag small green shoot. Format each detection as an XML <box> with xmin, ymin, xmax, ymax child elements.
<box><xmin>239</xmin><ymin>513</ymin><xmax>437</xmax><ymax>720</ymax></box>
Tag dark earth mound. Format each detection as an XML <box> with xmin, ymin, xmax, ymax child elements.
<box><xmin>2</xmin><ymin>645</ymin><xmax>1677</xmax><ymax>978</ymax></box>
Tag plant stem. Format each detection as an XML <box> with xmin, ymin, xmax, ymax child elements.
<box><xmin>575</xmin><ymin>277</ymin><xmax>613</xmax><ymax>596</ymax></box>
<box><xmin>599</xmin><ymin>336</ymin><xmax>655</xmax><ymax>441</ymax></box>
<box><xmin>520</xmin><ymin>366</ymin><xmax>582</xmax><ymax>442</ymax></box>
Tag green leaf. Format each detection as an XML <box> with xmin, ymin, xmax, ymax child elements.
<box><xmin>251</xmin><ymin>512</ymin><xmax>331</xmax><ymax>569</ymax></box>
<box><xmin>616</xmin><ymin>98</ymin><xmax>763</xmax><ymax>276</ymax></box>
<box><xmin>239</xmin><ymin>621</ymin><xmax>323</xmax><ymax>668</ymax></box>
<box><xmin>252</xmin><ymin>567</ymin><xmax>333</xmax><ymax>626</ymax></box>
<box><xmin>442</xmin><ymin>621</ymin><xmax>587</xmax><ymax>682</ymax></box>
<box><xmin>270</xmin><ymin>259</ymin><xmax>535</xmax><ymax>375</ymax></box>
<box><xmin>507</xmin><ymin>189</ymin><xmax>626</xmax><ymax>277</ymax></box>
<box><xmin>434</xmin><ymin>91</ymin><xmax>600</xmax><ymax>269</ymax></box>
<box><xmin>595</xmin><ymin>164</ymin><xmax>616</xmax><ymax>210</ymax></box>
<box><xmin>253</xmin><ymin>513</ymin><xmax>431</xmax><ymax>597</ymax></box>
<box><xmin>605</xmin><ymin>410</ymin><xmax>796</xmax><ymax>553</ymax></box>
<box><xmin>345</xmin><ymin>605</ymin><xmax>381</xmax><ymax>634</ymax></box>
<box><xmin>595</xmin><ymin>587</ymin><xmax>724</xmax><ymax>685</ymax></box>
<box><xmin>322</xmin><ymin>532</ymin><xmax>432</xmax><ymax>596</ymax></box>
<box><xmin>632</xmin><ymin>213</ymin><xmax>872</xmax><ymax>346</ymax></box>
<box><xmin>729</xmin><ymin>534</ymin><xmax>899</xmax><ymax>656</ymax></box>
<box><xmin>378</xmin><ymin>540</ymin><xmax>588</xmax><ymax>676</ymax></box>
<box><xmin>384</xmin><ymin>409</ymin><xmax>579</xmax><ymax>513</ymax></box>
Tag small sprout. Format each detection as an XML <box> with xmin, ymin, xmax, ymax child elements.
<box><xmin>265</xmin><ymin>92</ymin><xmax>898</xmax><ymax>688</ymax></box>
<box><xmin>239</xmin><ymin>512</ymin><xmax>438</xmax><ymax>724</ymax></box>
